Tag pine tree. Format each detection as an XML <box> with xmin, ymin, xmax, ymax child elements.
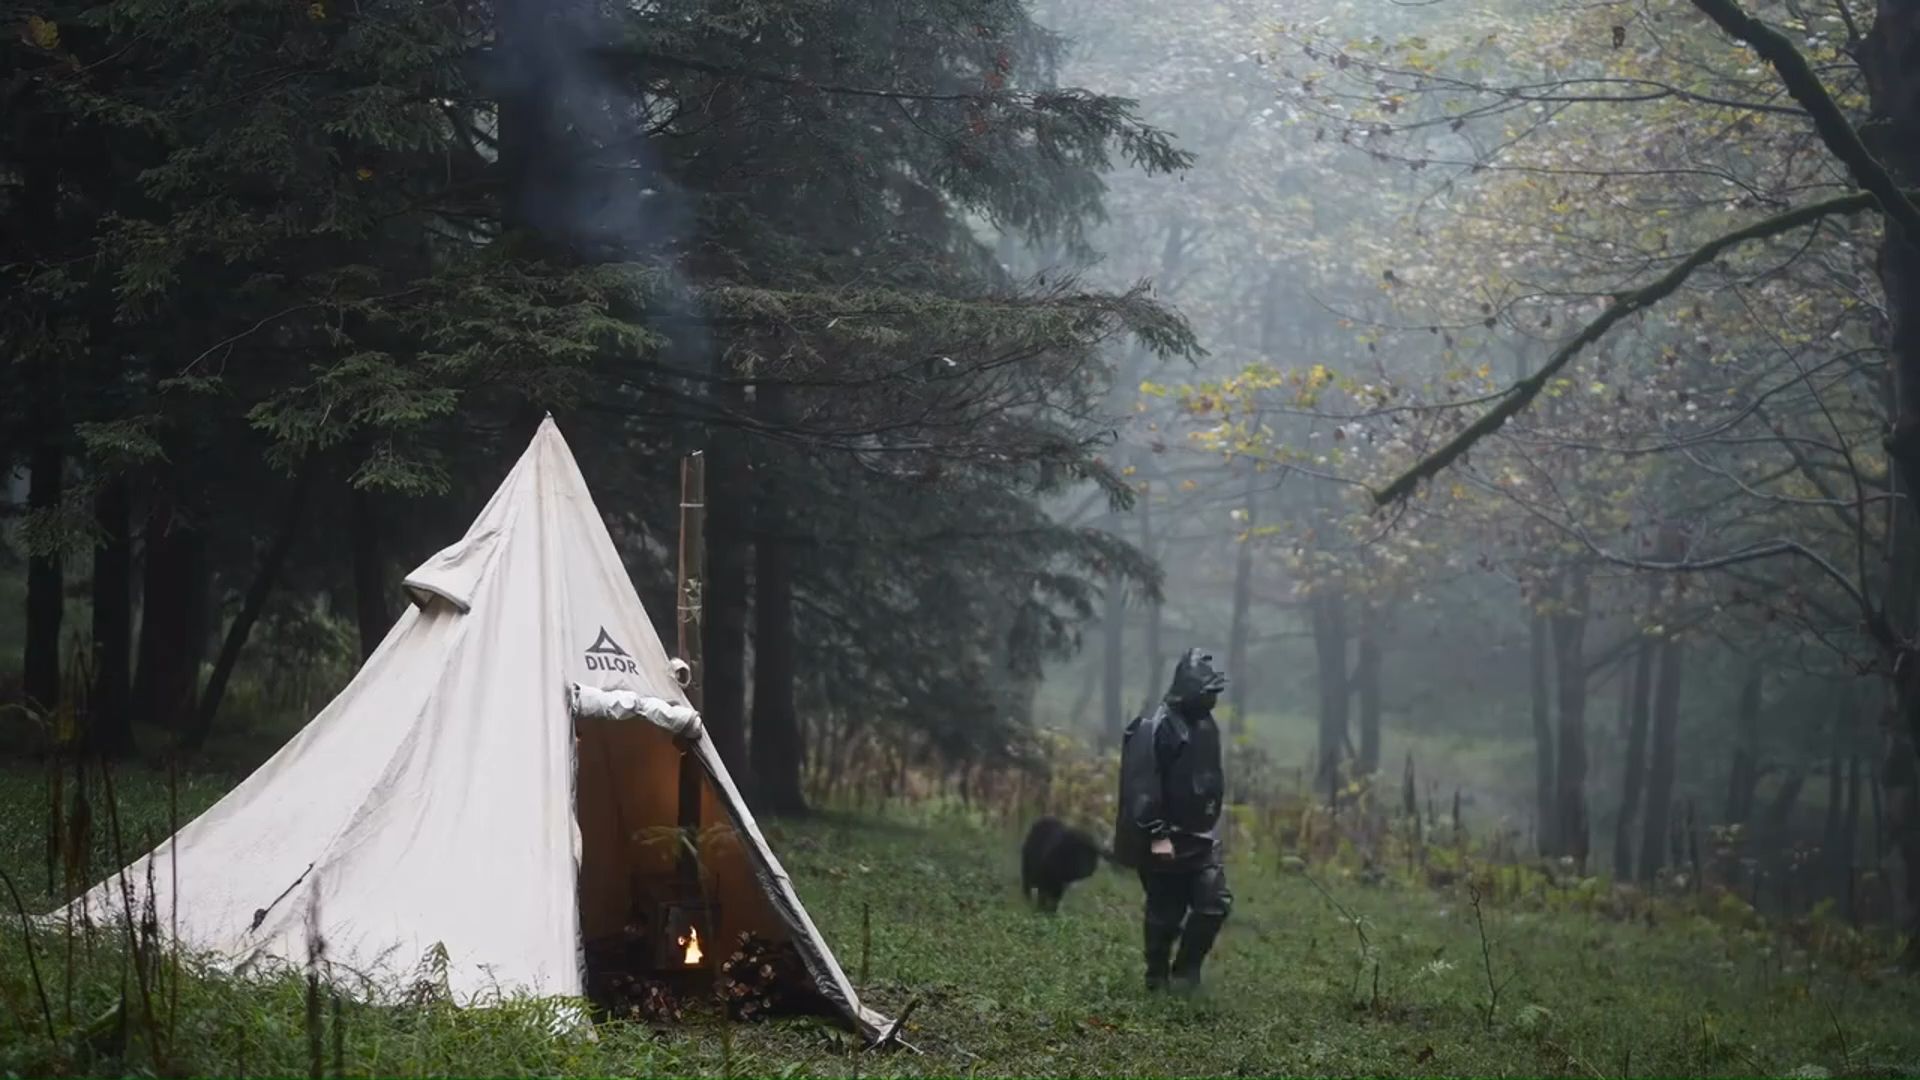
<box><xmin>4</xmin><ymin>0</ymin><xmax>1194</xmax><ymax>782</ymax></box>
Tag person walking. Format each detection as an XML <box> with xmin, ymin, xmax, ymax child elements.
<box><xmin>1114</xmin><ymin>647</ymin><xmax>1233</xmax><ymax>993</ymax></box>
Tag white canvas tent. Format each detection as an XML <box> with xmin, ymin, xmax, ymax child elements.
<box><xmin>57</xmin><ymin>418</ymin><xmax>888</xmax><ymax>1039</ymax></box>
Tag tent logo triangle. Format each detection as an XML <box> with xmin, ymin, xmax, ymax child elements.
<box><xmin>584</xmin><ymin>627</ymin><xmax>638</xmax><ymax>674</ymax></box>
<box><xmin>585</xmin><ymin>627</ymin><xmax>629</xmax><ymax>656</ymax></box>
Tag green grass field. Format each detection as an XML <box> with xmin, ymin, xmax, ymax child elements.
<box><xmin>1</xmin><ymin>766</ymin><xmax>1916</xmax><ymax>1077</ymax></box>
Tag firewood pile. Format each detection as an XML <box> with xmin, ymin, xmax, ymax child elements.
<box><xmin>719</xmin><ymin>932</ymin><xmax>825</xmax><ymax>1022</ymax></box>
<box><xmin>585</xmin><ymin>925</ymin><xmax>834</xmax><ymax>1026</ymax></box>
<box><xmin>607</xmin><ymin>975</ymin><xmax>684</xmax><ymax>1025</ymax></box>
<box><xmin>585</xmin><ymin>922</ymin><xmax>686</xmax><ymax>1024</ymax></box>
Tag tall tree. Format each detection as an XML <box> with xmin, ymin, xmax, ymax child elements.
<box><xmin>1311</xmin><ymin>587</ymin><xmax>1349</xmax><ymax>792</ymax></box>
<box><xmin>750</xmin><ymin>388</ymin><xmax>806</xmax><ymax>815</ymax></box>
<box><xmin>1529</xmin><ymin>611</ymin><xmax>1555</xmax><ymax>854</ymax></box>
<box><xmin>1613</xmin><ymin>632</ymin><xmax>1655</xmax><ymax>880</ymax></box>
<box><xmin>702</xmin><ymin>389</ymin><xmax>753</xmax><ymax>781</ymax></box>
<box><xmin>133</xmin><ymin>488</ymin><xmax>208</xmax><ymax>735</ymax></box>
<box><xmin>88</xmin><ymin>478</ymin><xmax>134</xmax><ymax>756</ymax></box>
<box><xmin>348</xmin><ymin>487</ymin><xmax>389</xmax><ymax>660</ymax></box>
<box><xmin>1725</xmin><ymin>667</ymin><xmax>1765</xmax><ymax>826</ymax></box>
<box><xmin>1224</xmin><ymin>471</ymin><xmax>1259</xmax><ymax>733</ymax></box>
<box><xmin>22</xmin><ymin>441</ymin><xmax>62</xmax><ymax>712</ymax></box>
<box><xmin>1639</xmin><ymin>628</ymin><xmax>1685</xmax><ymax>883</ymax></box>
<box><xmin>1354</xmin><ymin>602</ymin><xmax>1382</xmax><ymax>777</ymax></box>
<box><xmin>1550</xmin><ymin>564</ymin><xmax>1591</xmax><ymax>864</ymax></box>
<box><xmin>1102</xmin><ymin>573</ymin><xmax>1128</xmax><ymax>738</ymax></box>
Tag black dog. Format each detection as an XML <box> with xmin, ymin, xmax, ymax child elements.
<box><xmin>1021</xmin><ymin>816</ymin><xmax>1115</xmax><ymax>913</ymax></box>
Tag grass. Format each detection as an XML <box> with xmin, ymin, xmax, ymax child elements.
<box><xmin>2</xmin><ymin>766</ymin><xmax>1917</xmax><ymax>1077</ymax></box>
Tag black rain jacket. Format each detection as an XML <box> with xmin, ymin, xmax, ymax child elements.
<box><xmin>1113</xmin><ymin>648</ymin><xmax>1229</xmax><ymax>871</ymax></box>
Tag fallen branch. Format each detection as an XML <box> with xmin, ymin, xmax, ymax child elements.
<box><xmin>1372</xmin><ymin>191</ymin><xmax>1898</xmax><ymax>506</ymax></box>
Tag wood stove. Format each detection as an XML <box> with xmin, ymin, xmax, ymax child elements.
<box><xmin>655</xmin><ymin>897</ymin><xmax>717</xmax><ymax>974</ymax></box>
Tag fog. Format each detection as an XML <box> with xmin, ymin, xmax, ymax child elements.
<box><xmin>5</xmin><ymin>0</ymin><xmax>1919</xmax><ymax>1066</ymax></box>
<box><xmin>1010</xmin><ymin>0</ymin><xmax>1903</xmax><ymax>913</ymax></box>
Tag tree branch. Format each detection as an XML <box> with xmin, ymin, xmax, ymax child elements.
<box><xmin>1372</xmin><ymin>191</ymin><xmax>1891</xmax><ymax>506</ymax></box>
<box><xmin>1688</xmin><ymin>0</ymin><xmax>1920</xmax><ymax>239</ymax></box>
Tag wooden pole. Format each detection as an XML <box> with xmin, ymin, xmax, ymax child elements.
<box><xmin>676</xmin><ymin>453</ymin><xmax>706</xmax><ymax>885</ymax></box>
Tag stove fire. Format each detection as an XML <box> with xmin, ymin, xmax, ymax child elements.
<box><xmin>653</xmin><ymin>898</ymin><xmax>715</xmax><ymax>972</ymax></box>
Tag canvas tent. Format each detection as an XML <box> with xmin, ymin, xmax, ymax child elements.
<box><xmin>57</xmin><ymin>418</ymin><xmax>888</xmax><ymax>1039</ymax></box>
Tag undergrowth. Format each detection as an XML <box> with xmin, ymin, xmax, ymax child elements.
<box><xmin>1</xmin><ymin>766</ymin><xmax>1917</xmax><ymax>1077</ymax></box>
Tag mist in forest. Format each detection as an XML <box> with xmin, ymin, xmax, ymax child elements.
<box><xmin>1014</xmin><ymin>0</ymin><xmax>1914</xmax><ymax>930</ymax></box>
<box><xmin>6</xmin><ymin>0</ymin><xmax>1920</xmax><ymax>1071</ymax></box>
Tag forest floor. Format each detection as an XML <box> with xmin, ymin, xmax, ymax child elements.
<box><xmin>0</xmin><ymin>765</ymin><xmax>1916</xmax><ymax>1077</ymax></box>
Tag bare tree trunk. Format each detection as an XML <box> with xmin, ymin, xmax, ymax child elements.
<box><xmin>1613</xmin><ymin>633</ymin><xmax>1654</xmax><ymax>880</ymax></box>
<box><xmin>1103</xmin><ymin>573</ymin><xmax>1126</xmax><ymax>741</ymax></box>
<box><xmin>1137</xmin><ymin>487</ymin><xmax>1164</xmax><ymax>715</ymax></box>
<box><xmin>133</xmin><ymin>488</ymin><xmax>209</xmax><ymax>735</ymax></box>
<box><xmin>189</xmin><ymin>474</ymin><xmax>312</xmax><ymax>749</ymax></box>
<box><xmin>1860</xmin><ymin>0</ymin><xmax>1920</xmax><ymax>964</ymax></box>
<box><xmin>750</xmin><ymin>530</ymin><xmax>805</xmax><ymax>813</ymax></box>
<box><xmin>1614</xmin><ymin>661</ymin><xmax>1632</xmax><ymax>737</ymax></box>
<box><xmin>348</xmin><ymin>485</ymin><xmax>389</xmax><ymax>660</ymax></box>
<box><xmin>1823</xmin><ymin>739</ymin><xmax>1845</xmax><ymax>890</ymax></box>
<box><xmin>1311</xmin><ymin>587</ymin><xmax>1349</xmax><ymax>792</ymax></box>
<box><xmin>702</xmin><ymin>395</ymin><xmax>753</xmax><ymax>782</ymax></box>
<box><xmin>1225</xmin><ymin>472</ymin><xmax>1257</xmax><ymax>734</ymax></box>
<box><xmin>1845</xmin><ymin>753</ymin><xmax>1863</xmax><ymax>922</ymax></box>
<box><xmin>750</xmin><ymin>390</ymin><xmax>805</xmax><ymax>816</ymax></box>
<box><xmin>1725</xmin><ymin>667</ymin><xmax>1764</xmax><ymax>826</ymax></box>
<box><xmin>1763</xmin><ymin>770</ymin><xmax>1809</xmax><ymax>839</ymax></box>
<box><xmin>1551</xmin><ymin>566</ymin><xmax>1592</xmax><ymax>867</ymax></box>
<box><xmin>1638</xmin><ymin>631</ymin><xmax>1684</xmax><ymax>883</ymax></box>
<box><xmin>1529</xmin><ymin>611</ymin><xmax>1555</xmax><ymax>855</ymax></box>
<box><xmin>1068</xmin><ymin>665</ymin><xmax>1096</xmax><ymax>731</ymax></box>
<box><xmin>1873</xmin><ymin>767</ymin><xmax>1887</xmax><ymax>868</ymax></box>
<box><xmin>1762</xmin><ymin>769</ymin><xmax>1808</xmax><ymax>908</ymax></box>
<box><xmin>23</xmin><ymin>440</ymin><xmax>63</xmax><ymax>713</ymax></box>
<box><xmin>89</xmin><ymin>476</ymin><xmax>134</xmax><ymax>757</ymax></box>
<box><xmin>1355</xmin><ymin>603</ymin><xmax>1382</xmax><ymax>777</ymax></box>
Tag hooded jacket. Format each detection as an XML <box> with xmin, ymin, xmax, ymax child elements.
<box><xmin>1113</xmin><ymin>648</ymin><xmax>1229</xmax><ymax>870</ymax></box>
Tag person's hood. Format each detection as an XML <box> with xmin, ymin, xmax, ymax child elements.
<box><xmin>1163</xmin><ymin>647</ymin><xmax>1229</xmax><ymax>709</ymax></box>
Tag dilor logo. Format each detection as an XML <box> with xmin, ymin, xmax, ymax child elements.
<box><xmin>584</xmin><ymin>627</ymin><xmax>639</xmax><ymax>675</ymax></box>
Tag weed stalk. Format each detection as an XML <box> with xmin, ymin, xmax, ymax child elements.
<box><xmin>1469</xmin><ymin>883</ymin><xmax>1502</xmax><ymax>1031</ymax></box>
<box><xmin>0</xmin><ymin>863</ymin><xmax>56</xmax><ymax>1041</ymax></box>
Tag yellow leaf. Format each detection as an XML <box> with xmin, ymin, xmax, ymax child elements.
<box><xmin>355</xmin><ymin>166</ymin><xmax>373</xmax><ymax>180</ymax></box>
<box><xmin>307</xmin><ymin>1</ymin><xmax>326</xmax><ymax>19</ymax></box>
<box><xmin>26</xmin><ymin>15</ymin><xmax>59</xmax><ymax>49</ymax></box>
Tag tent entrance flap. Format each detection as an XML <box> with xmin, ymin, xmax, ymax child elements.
<box><xmin>571</xmin><ymin>684</ymin><xmax>778</xmax><ymax>971</ymax></box>
<box><xmin>571</xmin><ymin>703</ymin><xmax>888</xmax><ymax>1038</ymax></box>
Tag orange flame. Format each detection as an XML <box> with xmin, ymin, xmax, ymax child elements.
<box><xmin>680</xmin><ymin>927</ymin><xmax>703</xmax><ymax>966</ymax></box>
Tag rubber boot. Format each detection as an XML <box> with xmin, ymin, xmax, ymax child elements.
<box><xmin>1169</xmin><ymin>911</ymin><xmax>1223</xmax><ymax>994</ymax></box>
<box><xmin>1143</xmin><ymin>920</ymin><xmax>1178</xmax><ymax>992</ymax></box>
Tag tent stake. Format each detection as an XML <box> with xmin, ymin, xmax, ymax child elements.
<box><xmin>868</xmin><ymin>996</ymin><xmax>921</xmax><ymax>1052</ymax></box>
